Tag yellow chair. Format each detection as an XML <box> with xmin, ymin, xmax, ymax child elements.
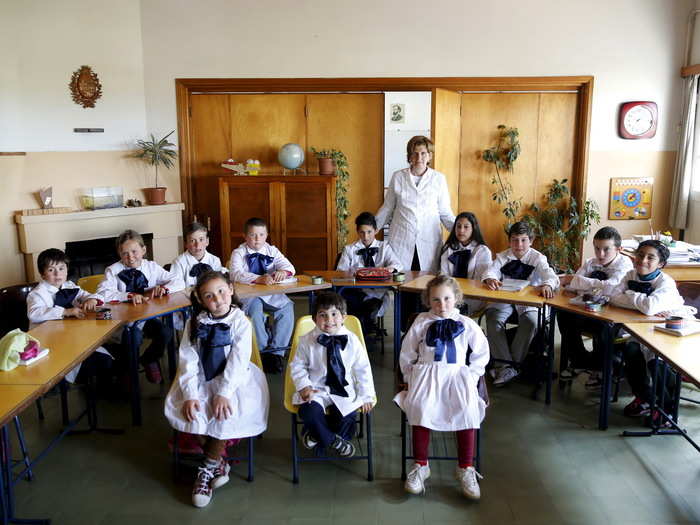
<box><xmin>284</xmin><ymin>314</ymin><xmax>374</xmax><ymax>483</ymax></box>
<box><xmin>76</xmin><ymin>274</ymin><xmax>104</xmax><ymax>294</ymax></box>
<box><xmin>172</xmin><ymin>318</ymin><xmax>263</xmax><ymax>482</ymax></box>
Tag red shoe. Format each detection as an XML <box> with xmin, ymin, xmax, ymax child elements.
<box><xmin>623</xmin><ymin>397</ymin><xmax>650</xmax><ymax>417</ymax></box>
<box><xmin>648</xmin><ymin>410</ymin><xmax>673</xmax><ymax>429</ymax></box>
<box><xmin>143</xmin><ymin>361</ymin><xmax>162</xmax><ymax>384</ymax></box>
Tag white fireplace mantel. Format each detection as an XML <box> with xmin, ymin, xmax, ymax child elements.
<box><xmin>15</xmin><ymin>203</ymin><xmax>185</xmax><ymax>281</ymax></box>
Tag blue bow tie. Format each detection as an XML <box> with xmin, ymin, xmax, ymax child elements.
<box><xmin>317</xmin><ymin>333</ymin><xmax>349</xmax><ymax>397</ymax></box>
<box><xmin>54</xmin><ymin>288</ymin><xmax>80</xmax><ymax>308</ymax></box>
<box><xmin>588</xmin><ymin>269</ymin><xmax>608</xmax><ymax>281</ymax></box>
<box><xmin>501</xmin><ymin>259</ymin><xmax>535</xmax><ymax>280</ymax></box>
<box><xmin>448</xmin><ymin>249</ymin><xmax>471</xmax><ymax>278</ymax></box>
<box><xmin>189</xmin><ymin>262</ymin><xmax>212</xmax><ymax>279</ymax></box>
<box><xmin>196</xmin><ymin>322</ymin><xmax>231</xmax><ymax>381</ymax></box>
<box><xmin>627</xmin><ymin>280</ymin><xmax>653</xmax><ymax>296</ymax></box>
<box><xmin>357</xmin><ymin>246</ymin><xmax>379</xmax><ymax>268</ymax></box>
<box><xmin>117</xmin><ymin>268</ymin><xmax>149</xmax><ymax>294</ymax></box>
<box><xmin>246</xmin><ymin>252</ymin><xmax>274</xmax><ymax>275</ymax></box>
<box><xmin>426</xmin><ymin>318</ymin><xmax>465</xmax><ymax>364</ymax></box>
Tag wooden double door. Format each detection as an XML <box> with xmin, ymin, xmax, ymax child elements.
<box><xmin>219</xmin><ymin>176</ymin><xmax>337</xmax><ymax>271</ymax></box>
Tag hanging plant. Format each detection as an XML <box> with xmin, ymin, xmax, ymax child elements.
<box><xmin>481</xmin><ymin>125</ymin><xmax>522</xmax><ymax>233</ymax></box>
<box><xmin>521</xmin><ymin>179</ymin><xmax>601</xmax><ymax>273</ymax></box>
<box><xmin>311</xmin><ymin>147</ymin><xmax>350</xmax><ymax>251</ymax></box>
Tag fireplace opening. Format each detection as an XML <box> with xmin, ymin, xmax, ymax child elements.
<box><xmin>65</xmin><ymin>233</ymin><xmax>154</xmax><ymax>281</ymax></box>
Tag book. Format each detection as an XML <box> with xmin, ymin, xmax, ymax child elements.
<box><xmin>654</xmin><ymin>323</ymin><xmax>700</xmax><ymax>337</ymax></box>
<box><xmin>19</xmin><ymin>348</ymin><xmax>50</xmax><ymax>366</ymax></box>
<box><xmin>500</xmin><ymin>278</ymin><xmax>529</xmax><ymax>292</ymax></box>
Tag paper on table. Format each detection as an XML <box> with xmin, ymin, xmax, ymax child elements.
<box><xmin>654</xmin><ymin>322</ymin><xmax>700</xmax><ymax>337</ymax></box>
<box><xmin>500</xmin><ymin>278</ymin><xmax>529</xmax><ymax>292</ymax></box>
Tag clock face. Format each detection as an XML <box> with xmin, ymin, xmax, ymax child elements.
<box><xmin>623</xmin><ymin>105</ymin><xmax>654</xmax><ymax>136</ymax></box>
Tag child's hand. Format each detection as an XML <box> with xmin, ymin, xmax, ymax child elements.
<box><xmin>657</xmin><ymin>311</ymin><xmax>673</xmax><ymax>318</ymax></box>
<box><xmin>130</xmin><ymin>294</ymin><xmax>149</xmax><ymax>304</ymax></box>
<box><xmin>82</xmin><ymin>298</ymin><xmax>99</xmax><ymax>312</ymax></box>
<box><xmin>63</xmin><ymin>307</ymin><xmax>85</xmax><ymax>319</ymax></box>
<box><xmin>559</xmin><ymin>274</ymin><xmax>574</xmax><ymax>286</ymax></box>
<box><xmin>212</xmin><ymin>395</ymin><xmax>233</xmax><ymax>421</ymax></box>
<box><xmin>540</xmin><ymin>285</ymin><xmax>554</xmax><ymax>299</ymax></box>
<box><xmin>151</xmin><ymin>285</ymin><xmax>168</xmax><ymax>298</ymax></box>
<box><xmin>484</xmin><ymin>278</ymin><xmax>501</xmax><ymax>291</ymax></box>
<box><xmin>299</xmin><ymin>386</ymin><xmax>318</xmax><ymax>402</ymax></box>
<box><xmin>255</xmin><ymin>274</ymin><xmax>275</xmax><ymax>285</ymax></box>
<box><xmin>385</xmin><ymin>266</ymin><xmax>396</xmax><ymax>273</ymax></box>
<box><xmin>361</xmin><ymin>402</ymin><xmax>373</xmax><ymax>414</ymax></box>
<box><xmin>271</xmin><ymin>270</ymin><xmax>288</xmax><ymax>283</ymax></box>
<box><xmin>182</xmin><ymin>400</ymin><xmax>200</xmax><ymax>422</ymax></box>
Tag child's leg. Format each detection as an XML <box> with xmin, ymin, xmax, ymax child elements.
<box><xmin>269</xmin><ymin>301</ymin><xmax>294</xmax><ymax>356</ymax></box>
<box><xmin>412</xmin><ymin>425</ymin><xmax>431</xmax><ymax>465</ymax></box>
<box><xmin>247</xmin><ymin>299</ymin><xmax>271</xmax><ymax>351</ymax></box>
<box><xmin>297</xmin><ymin>401</ymin><xmax>336</xmax><ymax>448</ymax></box>
<box><xmin>486</xmin><ymin>305</ymin><xmax>515</xmax><ymax>363</ymax></box>
<box><xmin>557</xmin><ymin>311</ymin><xmax>587</xmax><ymax>370</ymax></box>
<box><xmin>511</xmin><ymin>309</ymin><xmax>538</xmax><ymax>364</ymax></box>
<box><xmin>140</xmin><ymin>318</ymin><xmax>174</xmax><ymax>363</ymax></box>
<box><xmin>203</xmin><ymin>437</ymin><xmax>227</xmax><ymax>461</ymax></box>
<box><xmin>456</xmin><ymin>429</ymin><xmax>476</xmax><ymax>468</ymax></box>
<box><xmin>326</xmin><ymin>405</ymin><xmax>357</xmax><ymax>441</ymax></box>
<box><xmin>74</xmin><ymin>351</ymin><xmax>113</xmax><ymax>384</ymax></box>
<box><xmin>623</xmin><ymin>341</ymin><xmax>651</xmax><ymax>400</ymax></box>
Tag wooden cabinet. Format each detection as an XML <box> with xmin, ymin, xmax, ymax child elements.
<box><xmin>219</xmin><ymin>176</ymin><xmax>337</xmax><ymax>270</ymax></box>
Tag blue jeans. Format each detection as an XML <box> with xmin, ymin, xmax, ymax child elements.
<box><xmin>247</xmin><ymin>298</ymin><xmax>294</xmax><ymax>355</ymax></box>
<box><xmin>298</xmin><ymin>401</ymin><xmax>357</xmax><ymax>448</ymax></box>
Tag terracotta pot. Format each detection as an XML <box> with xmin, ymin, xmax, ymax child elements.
<box><xmin>318</xmin><ymin>157</ymin><xmax>335</xmax><ymax>176</ymax></box>
<box><xmin>143</xmin><ymin>187</ymin><xmax>167</xmax><ymax>205</ymax></box>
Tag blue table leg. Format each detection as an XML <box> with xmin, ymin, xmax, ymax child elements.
<box><xmin>598</xmin><ymin>323</ymin><xmax>615</xmax><ymax>430</ymax></box>
<box><xmin>393</xmin><ymin>289</ymin><xmax>401</xmax><ymax>369</ymax></box>
<box><xmin>544</xmin><ymin>307</ymin><xmax>554</xmax><ymax>405</ymax></box>
<box><xmin>165</xmin><ymin>313</ymin><xmax>177</xmax><ymax>382</ymax></box>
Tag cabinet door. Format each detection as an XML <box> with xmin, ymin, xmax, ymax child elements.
<box><xmin>281</xmin><ymin>179</ymin><xmax>335</xmax><ymax>271</ymax></box>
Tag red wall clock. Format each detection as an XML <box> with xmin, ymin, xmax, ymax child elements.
<box><xmin>618</xmin><ymin>101</ymin><xmax>657</xmax><ymax>139</ymax></box>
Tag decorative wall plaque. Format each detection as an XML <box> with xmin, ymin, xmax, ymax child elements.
<box><xmin>69</xmin><ymin>65</ymin><xmax>102</xmax><ymax>108</ymax></box>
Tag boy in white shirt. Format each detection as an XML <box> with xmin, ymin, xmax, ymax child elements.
<box><xmin>170</xmin><ymin>222</ymin><xmax>225</xmax><ymax>288</ymax></box>
<box><xmin>230</xmin><ymin>217</ymin><xmax>295</xmax><ymax>374</ymax></box>
<box><xmin>289</xmin><ymin>292</ymin><xmax>375</xmax><ymax>457</ymax></box>
<box><xmin>336</xmin><ymin>211</ymin><xmax>402</xmax><ymax>336</ymax></box>
<box><xmin>482</xmin><ymin>221</ymin><xmax>559</xmax><ymax>387</ymax></box>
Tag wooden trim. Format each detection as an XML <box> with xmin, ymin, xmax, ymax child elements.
<box><xmin>0</xmin><ymin>152</ymin><xmax>27</xmax><ymax>156</ymax></box>
<box><xmin>681</xmin><ymin>64</ymin><xmax>700</xmax><ymax>77</ymax></box>
<box><xmin>175</xmin><ymin>81</ymin><xmax>193</xmax><ymax>216</ymax></box>
<box><xmin>218</xmin><ymin>178</ymin><xmax>231</xmax><ymax>258</ymax></box>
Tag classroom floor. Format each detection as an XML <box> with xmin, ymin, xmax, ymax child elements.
<box><xmin>10</xmin><ymin>300</ymin><xmax>700</xmax><ymax>525</ymax></box>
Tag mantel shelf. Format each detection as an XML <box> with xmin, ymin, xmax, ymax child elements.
<box><xmin>15</xmin><ymin>203</ymin><xmax>185</xmax><ymax>225</ymax></box>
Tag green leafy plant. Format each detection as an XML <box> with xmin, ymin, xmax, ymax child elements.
<box><xmin>481</xmin><ymin>125</ymin><xmax>522</xmax><ymax>233</ymax></box>
<box><xmin>133</xmin><ymin>130</ymin><xmax>178</xmax><ymax>188</ymax></box>
<box><xmin>521</xmin><ymin>178</ymin><xmax>601</xmax><ymax>273</ymax></box>
<box><xmin>311</xmin><ymin>147</ymin><xmax>350</xmax><ymax>251</ymax></box>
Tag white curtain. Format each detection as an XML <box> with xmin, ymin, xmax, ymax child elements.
<box><xmin>669</xmin><ymin>75</ymin><xmax>699</xmax><ymax>230</ymax></box>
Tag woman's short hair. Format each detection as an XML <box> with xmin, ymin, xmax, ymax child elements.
<box><xmin>406</xmin><ymin>135</ymin><xmax>434</xmax><ymax>162</ymax></box>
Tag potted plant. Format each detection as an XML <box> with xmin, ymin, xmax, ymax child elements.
<box><xmin>311</xmin><ymin>147</ymin><xmax>350</xmax><ymax>251</ymax></box>
<box><xmin>481</xmin><ymin>125</ymin><xmax>522</xmax><ymax>234</ymax></box>
<box><xmin>311</xmin><ymin>148</ymin><xmax>337</xmax><ymax>176</ymax></box>
<box><xmin>521</xmin><ymin>178</ymin><xmax>601</xmax><ymax>273</ymax></box>
<box><xmin>134</xmin><ymin>130</ymin><xmax>177</xmax><ymax>205</ymax></box>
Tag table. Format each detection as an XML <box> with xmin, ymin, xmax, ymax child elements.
<box><xmin>546</xmin><ymin>292</ymin><xmax>663</xmax><ymax>429</ymax></box>
<box><xmin>306</xmin><ymin>271</ymin><xmax>427</xmax><ymax>367</ymax></box>
<box><xmin>235</xmin><ymin>274</ymin><xmax>332</xmax><ymax>301</ymax></box>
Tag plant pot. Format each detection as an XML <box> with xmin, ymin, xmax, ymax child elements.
<box><xmin>143</xmin><ymin>187</ymin><xmax>167</xmax><ymax>205</ymax></box>
<box><xmin>318</xmin><ymin>157</ymin><xmax>335</xmax><ymax>176</ymax></box>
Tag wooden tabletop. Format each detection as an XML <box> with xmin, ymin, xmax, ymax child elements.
<box><xmin>546</xmin><ymin>291</ymin><xmax>664</xmax><ymax>324</ymax></box>
<box><xmin>305</xmin><ymin>270</ymin><xmax>428</xmax><ymax>288</ymax></box>
<box><xmin>0</xmin><ymin>385</ymin><xmax>44</xmax><ymax>428</ymax></box>
<box><xmin>623</xmin><ymin>322</ymin><xmax>700</xmax><ymax>388</ymax></box>
<box><xmin>400</xmin><ymin>274</ymin><xmax>546</xmax><ymax>308</ymax></box>
<box><xmin>106</xmin><ymin>291</ymin><xmax>191</xmax><ymax>322</ymax></box>
<box><xmin>0</xmin><ymin>319</ymin><xmax>121</xmax><ymax>390</ymax></box>
<box><xmin>235</xmin><ymin>274</ymin><xmax>331</xmax><ymax>299</ymax></box>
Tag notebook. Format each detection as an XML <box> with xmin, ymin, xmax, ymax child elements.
<box><xmin>500</xmin><ymin>278</ymin><xmax>529</xmax><ymax>292</ymax></box>
<box><xmin>653</xmin><ymin>323</ymin><xmax>700</xmax><ymax>337</ymax></box>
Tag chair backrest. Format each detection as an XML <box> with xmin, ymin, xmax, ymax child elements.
<box><xmin>249</xmin><ymin>318</ymin><xmax>263</xmax><ymax>369</ymax></box>
<box><xmin>0</xmin><ymin>283</ymin><xmax>38</xmax><ymax>338</ymax></box>
<box><xmin>678</xmin><ymin>282</ymin><xmax>700</xmax><ymax>320</ymax></box>
<box><xmin>283</xmin><ymin>314</ymin><xmax>367</xmax><ymax>413</ymax></box>
<box><xmin>76</xmin><ymin>274</ymin><xmax>104</xmax><ymax>294</ymax></box>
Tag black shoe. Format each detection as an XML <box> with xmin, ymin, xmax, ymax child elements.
<box><xmin>261</xmin><ymin>353</ymin><xmax>283</xmax><ymax>374</ymax></box>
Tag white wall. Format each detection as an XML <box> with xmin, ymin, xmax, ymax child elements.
<box><xmin>0</xmin><ymin>0</ymin><xmax>147</xmax><ymax>151</ymax></box>
<box><xmin>384</xmin><ymin>91</ymin><xmax>432</xmax><ymax>185</ymax></box>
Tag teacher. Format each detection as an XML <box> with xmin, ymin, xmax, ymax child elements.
<box><xmin>376</xmin><ymin>135</ymin><xmax>456</xmax><ymax>272</ymax></box>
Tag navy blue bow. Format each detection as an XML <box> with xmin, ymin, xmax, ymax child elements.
<box><xmin>448</xmin><ymin>249</ymin><xmax>471</xmax><ymax>278</ymax></box>
<box><xmin>117</xmin><ymin>268</ymin><xmax>149</xmax><ymax>294</ymax></box>
<box><xmin>246</xmin><ymin>252</ymin><xmax>274</xmax><ymax>275</ymax></box>
<box><xmin>501</xmin><ymin>259</ymin><xmax>535</xmax><ymax>280</ymax></box>
<box><xmin>196</xmin><ymin>322</ymin><xmax>231</xmax><ymax>381</ymax></box>
<box><xmin>426</xmin><ymin>319</ymin><xmax>465</xmax><ymax>364</ymax></box>
<box><xmin>317</xmin><ymin>333</ymin><xmax>349</xmax><ymax>397</ymax></box>
<box><xmin>627</xmin><ymin>280</ymin><xmax>653</xmax><ymax>296</ymax></box>
<box><xmin>54</xmin><ymin>288</ymin><xmax>80</xmax><ymax>308</ymax></box>
<box><xmin>588</xmin><ymin>269</ymin><xmax>608</xmax><ymax>281</ymax></box>
<box><xmin>189</xmin><ymin>262</ymin><xmax>212</xmax><ymax>279</ymax></box>
<box><xmin>357</xmin><ymin>246</ymin><xmax>379</xmax><ymax>268</ymax></box>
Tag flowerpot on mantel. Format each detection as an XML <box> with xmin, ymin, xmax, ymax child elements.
<box><xmin>318</xmin><ymin>158</ymin><xmax>335</xmax><ymax>176</ymax></box>
<box><xmin>143</xmin><ymin>187</ymin><xmax>167</xmax><ymax>205</ymax></box>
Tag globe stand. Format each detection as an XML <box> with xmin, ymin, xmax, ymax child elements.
<box><xmin>282</xmin><ymin>167</ymin><xmax>307</xmax><ymax>176</ymax></box>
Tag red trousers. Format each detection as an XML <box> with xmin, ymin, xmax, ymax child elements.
<box><xmin>412</xmin><ymin>426</ymin><xmax>475</xmax><ymax>468</ymax></box>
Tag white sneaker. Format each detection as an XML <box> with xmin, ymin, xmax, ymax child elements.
<box><xmin>405</xmin><ymin>463</ymin><xmax>430</xmax><ymax>495</ymax></box>
<box><xmin>210</xmin><ymin>458</ymin><xmax>230</xmax><ymax>490</ymax></box>
<box><xmin>456</xmin><ymin>466</ymin><xmax>483</xmax><ymax>500</ymax></box>
<box><xmin>493</xmin><ymin>366</ymin><xmax>519</xmax><ymax>387</ymax></box>
<box><xmin>192</xmin><ymin>466</ymin><xmax>214</xmax><ymax>508</ymax></box>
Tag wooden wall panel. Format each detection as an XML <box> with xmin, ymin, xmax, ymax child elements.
<box><xmin>306</xmin><ymin>94</ymin><xmax>383</xmax><ymax>251</ymax></box>
<box><xmin>536</xmin><ymin>93</ymin><xmax>578</xmax><ymax>199</ymax></box>
<box><xmin>431</xmin><ymin>88</ymin><xmax>462</xmax><ymax>214</ymax></box>
<box><xmin>229</xmin><ymin>94</ymin><xmax>307</xmax><ymax>171</ymax></box>
<box><xmin>191</xmin><ymin>94</ymin><xmax>231</xmax><ymax>177</ymax></box>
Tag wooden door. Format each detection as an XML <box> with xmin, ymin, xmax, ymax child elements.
<box><xmin>431</xmin><ymin>88</ymin><xmax>462</xmax><ymax>214</ymax></box>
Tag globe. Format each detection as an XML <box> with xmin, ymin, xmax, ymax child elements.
<box><xmin>278</xmin><ymin>143</ymin><xmax>305</xmax><ymax>169</ymax></box>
